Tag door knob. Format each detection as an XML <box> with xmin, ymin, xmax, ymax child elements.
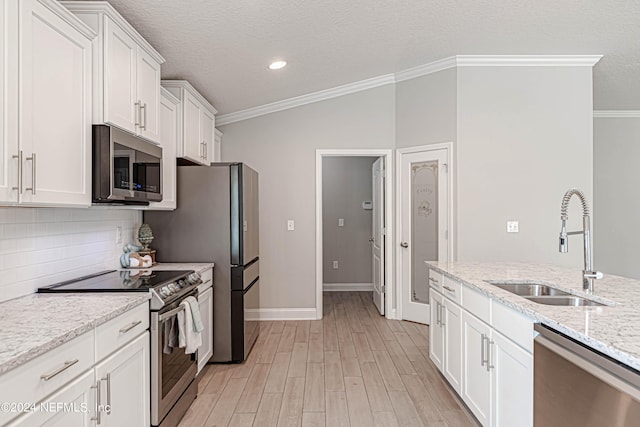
<box><xmin>400</xmin><ymin>242</ymin><xmax>409</xmax><ymax>248</ymax></box>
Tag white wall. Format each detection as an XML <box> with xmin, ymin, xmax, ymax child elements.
<box><xmin>0</xmin><ymin>208</ymin><xmax>141</xmax><ymax>302</ymax></box>
<box><xmin>456</xmin><ymin>66</ymin><xmax>593</xmax><ymax>267</ymax></box>
<box><xmin>322</xmin><ymin>156</ymin><xmax>377</xmax><ymax>285</ymax></box>
<box><xmin>594</xmin><ymin>117</ymin><xmax>640</xmax><ymax>279</ymax></box>
<box><xmin>396</xmin><ymin>69</ymin><xmax>457</xmax><ymax>148</ymax></box>
<box><xmin>220</xmin><ymin>85</ymin><xmax>396</xmax><ymax>310</ymax></box>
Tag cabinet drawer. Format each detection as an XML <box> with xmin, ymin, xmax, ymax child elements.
<box><xmin>491</xmin><ymin>301</ymin><xmax>534</xmax><ymax>353</ymax></box>
<box><xmin>462</xmin><ymin>285</ymin><xmax>491</xmax><ymax>324</ymax></box>
<box><xmin>0</xmin><ymin>331</ymin><xmax>94</xmax><ymax>425</ymax></box>
<box><xmin>197</xmin><ymin>267</ymin><xmax>213</xmax><ymax>293</ymax></box>
<box><xmin>442</xmin><ymin>276</ymin><xmax>461</xmax><ymax>304</ymax></box>
<box><xmin>96</xmin><ymin>302</ymin><xmax>149</xmax><ymax>361</ymax></box>
<box><xmin>428</xmin><ymin>269</ymin><xmax>443</xmax><ymax>292</ymax></box>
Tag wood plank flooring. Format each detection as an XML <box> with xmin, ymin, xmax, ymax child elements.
<box><xmin>179</xmin><ymin>291</ymin><xmax>478</xmax><ymax>427</ymax></box>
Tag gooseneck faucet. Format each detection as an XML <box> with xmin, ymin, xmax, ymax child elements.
<box><xmin>559</xmin><ymin>188</ymin><xmax>603</xmax><ymax>293</ymax></box>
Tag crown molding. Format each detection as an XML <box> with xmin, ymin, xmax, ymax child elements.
<box><xmin>40</xmin><ymin>0</ymin><xmax>97</xmax><ymax>40</ymax></box>
<box><xmin>394</xmin><ymin>56</ymin><xmax>457</xmax><ymax>83</ymax></box>
<box><xmin>217</xmin><ymin>74</ymin><xmax>395</xmax><ymax>126</ymax></box>
<box><xmin>218</xmin><ymin>54</ymin><xmax>604</xmax><ymax>126</ymax></box>
<box><xmin>456</xmin><ymin>55</ymin><xmax>603</xmax><ymax>67</ymax></box>
<box><xmin>593</xmin><ymin>110</ymin><xmax>640</xmax><ymax>118</ymax></box>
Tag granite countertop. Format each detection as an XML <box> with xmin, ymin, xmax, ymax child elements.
<box><xmin>0</xmin><ymin>293</ymin><xmax>150</xmax><ymax>375</ymax></box>
<box><xmin>427</xmin><ymin>261</ymin><xmax>640</xmax><ymax>371</ymax></box>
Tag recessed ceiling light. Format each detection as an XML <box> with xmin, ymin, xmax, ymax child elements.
<box><xmin>269</xmin><ymin>60</ymin><xmax>287</xmax><ymax>70</ymax></box>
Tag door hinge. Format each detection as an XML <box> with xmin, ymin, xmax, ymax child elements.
<box><xmin>381</xmin><ymin>285</ymin><xmax>386</xmax><ymax>293</ymax></box>
<box><xmin>382</xmin><ymin>227</ymin><xmax>386</xmax><ymax>235</ymax></box>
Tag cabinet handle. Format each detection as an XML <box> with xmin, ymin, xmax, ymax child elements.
<box><xmin>25</xmin><ymin>153</ymin><xmax>36</xmax><ymax>194</ymax></box>
<box><xmin>439</xmin><ymin>303</ymin><xmax>445</xmax><ymax>326</ymax></box>
<box><xmin>141</xmin><ymin>103</ymin><xmax>147</xmax><ymax>130</ymax></box>
<box><xmin>91</xmin><ymin>382</ymin><xmax>101</xmax><ymax>425</ymax></box>
<box><xmin>428</xmin><ymin>277</ymin><xmax>438</xmax><ymax>284</ymax></box>
<box><xmin>435</xmin><ymin>302</ymin><xmax>440</xmax><ymax>325</ymax></box>
<box><xmin>202</xmin><ymin>141</ymin><xmax>207</xmax><ymax>160</ymax></box>
<box><xmin>40</xmin><ymin>359</ymin><xmax>79</xmax><ymax>381</ymax></box>
<box><xmin>480</xmin><ymin>334</ymin><xmax>487</xmax><ymax>367</ymax></box>
<box><xmin>487</xmin><ymin>340</ymin><xmax>495</xmax><ymax>371</ymax></box>
<box><xmin>119</xmin><ymin>320</ymin><xmax>142</xmax><ymax>334</ymax></box>
<box><xmin>12</xmin><ymin>151</ymin><xmax>22</xmax><ymax>194</ymax></box>
<box><xmin>443</xmin><ymin>285</ymin><xmax>456</xmax><ymax>293</ymax></box>
<box><xmin>101</xmin><ymin>373</ymin><xmax>112</xmax><ymax>414</ymax></box>
<box><xmin>134</xmin><ymin>101</ymin><xmax>140</xmax><ymax>127</ymax></box>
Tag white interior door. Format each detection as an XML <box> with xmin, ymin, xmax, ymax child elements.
<box><xmin>400</xmin><ymin>148</ymin><xmax>449</xmax><ymax>324</ymax></box>
<box><xmin>372</xmin><ymin>157</ymin><xmax>385</xmax><ymax>315</ymax></box>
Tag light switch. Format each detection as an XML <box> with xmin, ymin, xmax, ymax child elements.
<box><xmin>338</xmin><ymin>218</ymin><xmax>344</xmax><ymax>227</ymax></box>
<box><xmin>507</xmin><ymin>221</ymin><xmax>519</xmax><ymax>233</ymax></box>
<box><xmin>332</xmin><ymin>260</ymin><xmax>339</xmax><ymax>269</ymax></box>
<box><xmin>287</xmin><ymin>220</ymin><xmax>295</xmax><ymax>231</ymax></box>
<box><xmin>115</xmin><ymin>226</ymin><xmax>122</xmax><ymax>244</ymax></box>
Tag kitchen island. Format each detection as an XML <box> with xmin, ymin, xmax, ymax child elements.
<box><xmin>427</xmin><ymin>261</ymin><xmax>640</xmax><ymax>370</ymax></box>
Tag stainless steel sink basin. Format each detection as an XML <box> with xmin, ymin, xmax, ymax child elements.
<box><xmin>524</xmin><ymin>296</ymin><xmax>605</xmax><ymax>306</ymax></box>
<box><xmin>489</xmin><ymin>282</ymin><xmax>571</xmax><ymax>297</ymax></box>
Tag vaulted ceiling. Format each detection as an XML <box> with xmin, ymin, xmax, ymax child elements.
<box><xmin>77</xmin><ymin>0</ymin><xmax>640</xmax><ymax>115</ymax></box>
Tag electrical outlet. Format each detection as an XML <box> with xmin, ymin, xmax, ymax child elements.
<box><xmin>115</xmin><ymin>226</ymin><xmax>123</xmax><ymax>244</ymax></box>
<box><xmin>507</xmin><ymin>221</ymin><xmax>519</xmax><ymax>233</ymax></box>
<box><xmin>338</xmin><ymin>218</ymin><xmax>344</xmax><ymax>227</ymax></box>
<box><xmin>287</xmin><ymin>220</ymin><xmax>295</xmax><ymax>231</ymax></box>
<box><xmin>332</xmin><ymin>260</ymin><xmax>339</xmax><ymax>269</ymax></box>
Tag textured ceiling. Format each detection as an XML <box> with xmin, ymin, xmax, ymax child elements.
<box><xmin>74</xmin><ymin>0</ymin><xmax>640</xmax><ymax>114</ymax></box>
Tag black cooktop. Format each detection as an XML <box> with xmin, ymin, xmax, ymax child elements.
<box><xmin>38</xmin><ymin>270</ymin><xmax>193</xmax><ymax>293</ymax></box>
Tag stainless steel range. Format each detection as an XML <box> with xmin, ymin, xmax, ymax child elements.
<box><xmin>39</xmin><ymin>269</ymin><xmax>202</xmax><ymax>427</ymax></box>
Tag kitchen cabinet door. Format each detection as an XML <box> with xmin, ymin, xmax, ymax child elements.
<box><xmin>198</xmin><ymin>285</ymin><xmax>214</xmax><ymax>374</ymax></box>
<box><xmin>443</xmin><ymin>298</ymin><xmax>463</xmax><ymax>394</ymax></box>
<box><xmin>18</xmin><ymin>0</ymin><xmax>92</xmax><ymax>206</ymax></box>
<box><xmin>94</xmin><ymin>332</ymin><xmax>149</xmax><ymax>427</ymax></box>
<box><xmin>183</xmin><ymin>91</ymin><xmax>203</xmax><ymax>163</ymax></box>
<box><xmin>429</xmin><ymin>290</ymin><xmax>444</xmax><ymax>371</ymax></box>
<box><xmin>104</xmin><ymin>16</ymin><xmax>137</xmax><ymax>135</ymax></box>
<box><xmin>7</xmin><ymin>370</ymin><xmax>95</xmax><ymax>427</ymax></box>
<box><xmin>136</xmin><ymin>47</ymin><xmax>161</xmax><ymax>144</ymax></box>
<box><xmin>201</xmin><ymin>108</ymin><xmax>215</xmax><ymax>165</ymax></box>
<box><xmin>491</xmin><ymin>330</ymin><xmax>532</xmax><ymax>427</ymax></box>
<box><xmin>0</xmin><ymin>0</ymin><xmax>18</xmax><ymax>204</ymax></box>
<box><xmin>462</xmin><ymin>311</ymin><xmax>492</xmax><ymax>426</ymax></box>
<box><xmin>148</xmin><ymin>88</ymin><xmax>179</xmax><ymax>210</ymax></box>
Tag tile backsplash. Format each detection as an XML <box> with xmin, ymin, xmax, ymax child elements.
<box><xmin>0</xmin><ymin>207</ymin><xmax>142</xmax><ymax>303</ymax></box>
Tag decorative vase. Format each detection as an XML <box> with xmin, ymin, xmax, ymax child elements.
<box><xmin>138</xmin><ymin>223</ymin><xmax>154</xmax><ymax>251</ymax></box>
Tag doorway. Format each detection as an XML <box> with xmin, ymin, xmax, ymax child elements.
<box><xmin>316</xmin><ymin>149</ymin><xmax>394</xmax><ymax>319</ymax></box>
<box><xmin>397</xmin><ymin>143</ymin><xmax>453</xmax><ymax>324</ymax></box>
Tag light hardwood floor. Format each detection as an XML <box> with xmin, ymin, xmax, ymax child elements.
<box><xmin>179</xmin><ymin>291</ymin><xmax>478</xmax><ymax>427</ymax></box>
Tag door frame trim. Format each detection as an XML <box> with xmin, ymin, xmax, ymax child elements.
<box><xmin>316</xmin><ymin>149</ymin><xmax>395</xmax><ymax>319</ymax></box>
<box><xmin>395</xmin><ymin>142</ymin><xmax>455</xmax><ymax>320</ymax></box>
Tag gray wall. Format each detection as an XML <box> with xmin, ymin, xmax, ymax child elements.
<box><xmin>322</xmin><ymin>156</ymin><xmax>377</xmax><ymax>284</ymax></box>
<box><xmin>456</xmin><ymin>66</ymin><xmax>593</xmax><ymax>267</ymax></box>
<box><xmin>220</xmin><ymin>85</ymin><xmax>396</xmax><ymax>310</ymax></box>
<box><xmin>594</xmin><ymin>117</ymin><xmax>640</xmax><ymax>279</ymax></box>
<box><xmin>396</xmin><ymin>69</ymin><xmax>457</xmax><ymax>148</ymax></box>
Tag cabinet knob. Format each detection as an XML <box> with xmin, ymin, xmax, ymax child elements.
<box><xmin>400</xmin><ymin>242</ymin><xmax>409</xmax><ymax>248</ymax></box>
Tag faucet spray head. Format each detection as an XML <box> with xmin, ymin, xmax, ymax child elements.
<box><xmin>559</xmin><ymin>220</ymin><xmax>568</xmax><ymax>253</ymax></box>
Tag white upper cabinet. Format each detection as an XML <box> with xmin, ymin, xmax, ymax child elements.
<box><xmin>147</xmin><ymin>88</ymin><xmax>180</xmax><ymax>210</ymax></box>
<box><xmin>62</xmin><ymin>1</ymin><xmax>165</xmax><ymax>145</ymax></box>
<box><xmin>0</xmin><ymin>0</ymin><xmax>95</xmax><ymax>207</ymax></box>
<box><xmin>162</xmin><ymin>80</ymin><xmax>218</xmax><ymax>166</ymax></box>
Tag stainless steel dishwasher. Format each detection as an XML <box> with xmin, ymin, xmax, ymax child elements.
<box><xmin>534</xmin><ymin>324</ymin><xmax>640</xmax><ymax>426</ymax></box>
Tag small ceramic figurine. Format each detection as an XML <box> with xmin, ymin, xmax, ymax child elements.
<box><xmin>138</xmin><ymin>224</ymin><xmax>154</xmax><ymax>251</ymax></box>
<box><xmin>119</xmin><ymin>242</ymin><xmax>152</xmax><ymax>268</ymax></box>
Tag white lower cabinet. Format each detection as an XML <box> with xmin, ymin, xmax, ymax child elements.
<box><xmin>491</xmin><ymin>330</ymin><xmax>533</xmax><ymax>427</ymax></box>
<box><xmin>429</xmin><ymin>269</ymin><xmax>533</xmax><ymax>427</ymax></box>
<box><xmin>94</xmin><ymin>333</ymin><xmax>150</xmax><ymax>427</ymax></box>
<box><xmin>462</xmin><ymin>311</ymin><xmax>492</xmax><ymax>426</ymax></box>
<box><xmin>198</xmin><ymin>286</ymin><xmax>214</xmax><ymax>374</ymax></box>
<box><xmin>8</xmin><ymin>370</ymin><xmax>95</xmax><ymax>427</ymax></box>
<box><xmin>429</xmin><ymin>291</ymin><xmax>444</xmax><ymax>371</ymax></box>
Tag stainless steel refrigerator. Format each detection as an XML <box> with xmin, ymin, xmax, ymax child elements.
<box><xmin>144</xmin><ymin>163</ymin><xmax>260</xmax><ymax>362</ymax></box>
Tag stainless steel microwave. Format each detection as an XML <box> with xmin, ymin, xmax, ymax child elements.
<box><xmin>92</xmin><ymin>125</ymin><xmax>162</xmax><ymax>204</ymax></box>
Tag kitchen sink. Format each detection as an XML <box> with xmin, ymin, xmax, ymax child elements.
<box><xmin>524</xmin><ymin>296</ymin><xmax>605</xmax><ymax>306</ymax></box>
<box><xmin>488</xmin><ymin>282</ymin><xmax>571</xmax><ymax>297</ymax></box>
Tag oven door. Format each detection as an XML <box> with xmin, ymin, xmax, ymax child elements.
<box><xmin>150</xmin><ymin>293</ymin><xmax>198</xmax><ymax>426</ymax></box>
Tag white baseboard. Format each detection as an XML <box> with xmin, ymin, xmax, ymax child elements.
<box><xmin>323</xmin><ymin>283</ymin><xmax>373</xmax><ymax>292</ymax></box>
<box><xmin>245</xmin><ymin>308</ymin><xmax>318</xmax><ymax>321</ymax></box>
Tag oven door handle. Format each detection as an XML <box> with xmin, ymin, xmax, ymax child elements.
<box><xmin>159</xmin><ymin>305</ymin><xmax>186</xmax><ymax>322</ymax></box>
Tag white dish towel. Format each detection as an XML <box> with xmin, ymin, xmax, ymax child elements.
<box><xmin>177</xmin><ymin>296</ymin><xmax>203</xmax><ymax>354</ymax></box>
